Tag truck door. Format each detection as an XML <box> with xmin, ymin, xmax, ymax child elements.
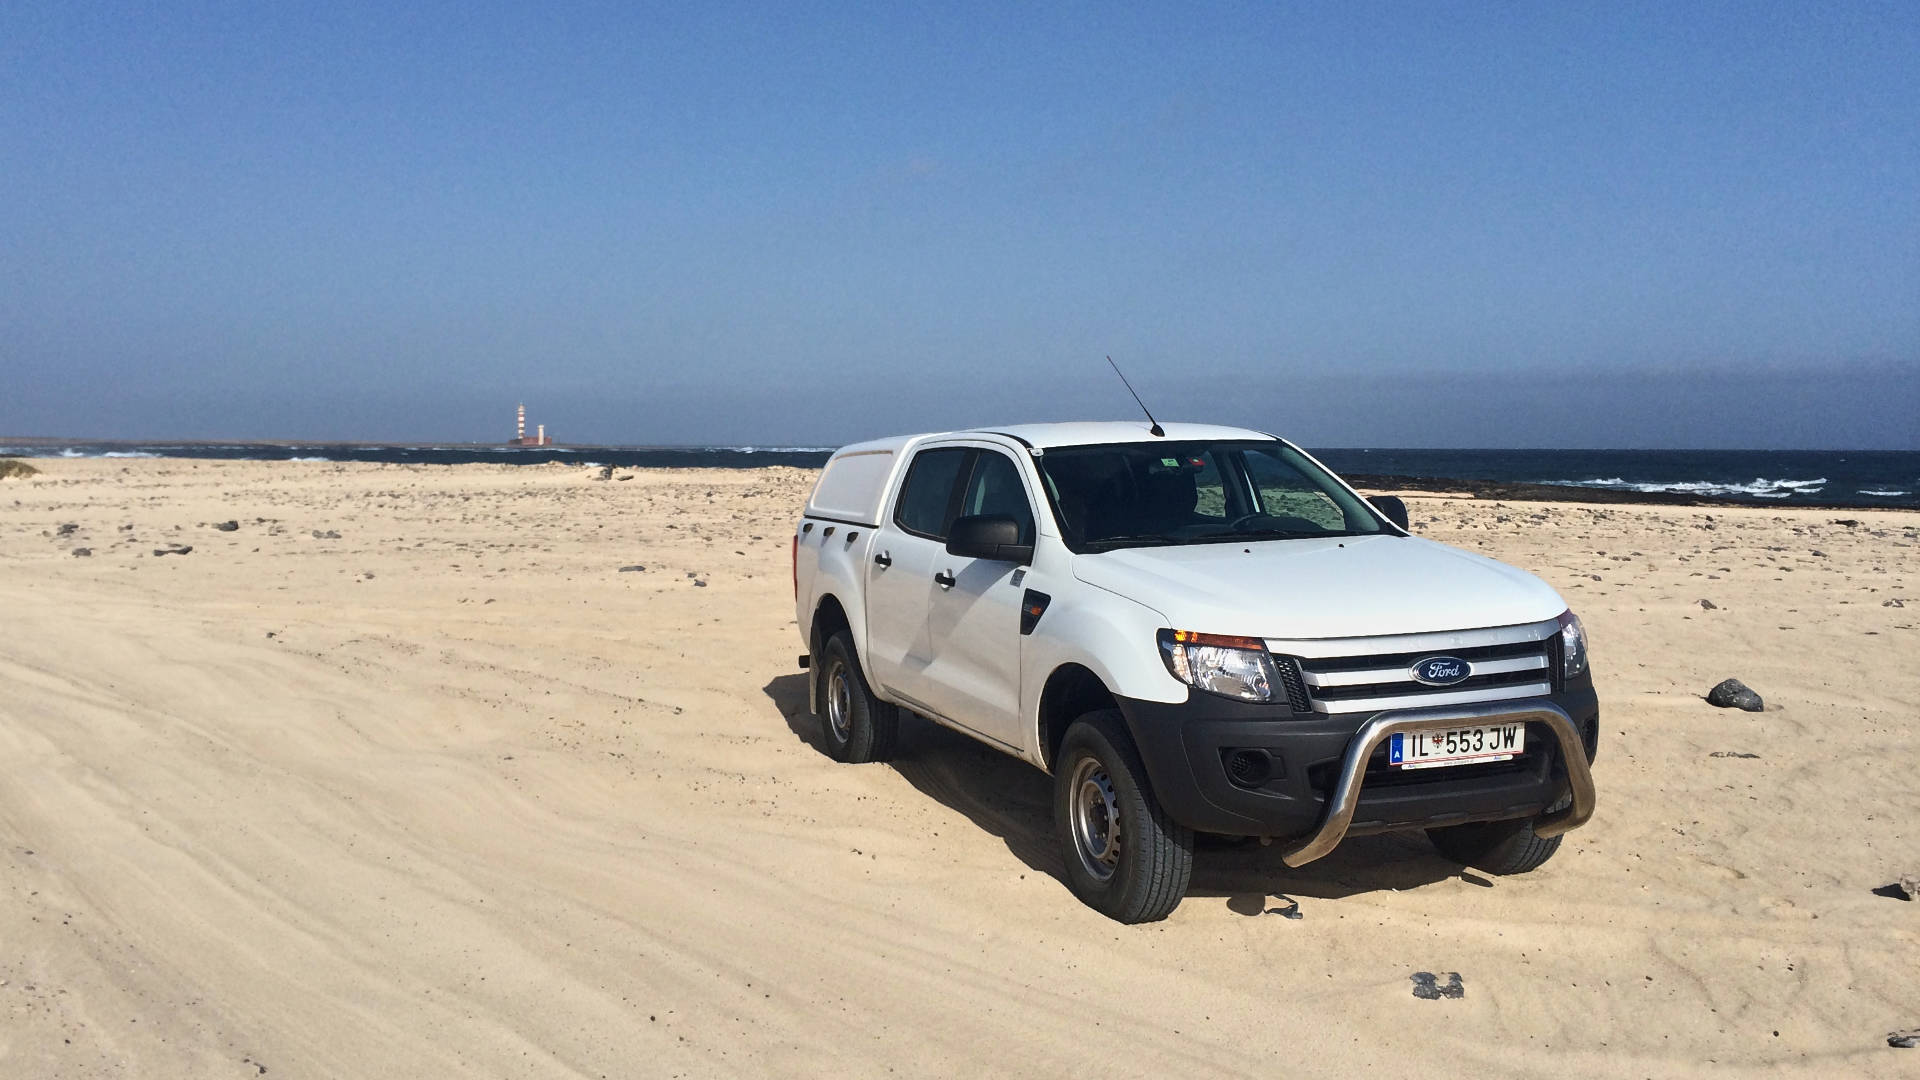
<box><xmin>918</xmin><ymin>448</ymin><xmax>1035</xmax><ymax>751</ymax></box>
<box><xmin>863</xmin><ymin>446</ymin><xmax>970</xmax><ymax>703</ymax></box>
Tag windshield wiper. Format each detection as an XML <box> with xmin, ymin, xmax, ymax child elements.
<box><xmin>1203</xmin><ymin>528</ymin><xmax>1370</xmax><ymax>542</ymax></box>
<box><xmin>1081</xmin><ymin>532</ymin><xmax>1187</xmax><ymax>550</ymax></box>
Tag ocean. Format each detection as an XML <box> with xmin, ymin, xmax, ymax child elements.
<box><xmin>4</xmin><ymin>442</ymin><xmax>1915</xmax><ymax>510</ymax></box>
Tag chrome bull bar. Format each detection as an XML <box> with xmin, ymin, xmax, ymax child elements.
<box><xmin>1280</xmin><ymin>699</ymin><xmax>1595</xmax><ymax>868</ymax></box>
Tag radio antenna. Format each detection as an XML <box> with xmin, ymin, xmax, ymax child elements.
<box><xmin>1106</xmin><ymin>355</ymin><xmax>1165</xmax><ymax>437</ymax></box>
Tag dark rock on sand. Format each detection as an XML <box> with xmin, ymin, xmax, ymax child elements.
<box><xmin>153</xmin><ymin>545</ymin><xmax>193</xmax><ymax>557</ymax></box>
<box><xmin>618</xmin><ymin>565</ymin><xmax>646</xmax><ymax>573</ymax></box>
<box><xmin>1707</xmin><ymin>679</ymin><xmax>1764</xmax><ymax>712</ymax></box>
<box><xmin>1886</xmin><ymin>599</ymin><xmax>1906</xmax><ymax>608</ymax></box>
<box><xmin>311</xmin><ymin>529</ymin><xmax>341</xmax><ymax>539</ymax></box>
<box><xmin>56</xmin><ymin>523</ymin><xmax>78</xmax><ymax>537</ymax></box>
<box><xmin>215</xmin><ymin>520</ymin><xmax>240</xmax><ymax>531</ymax></box>
<box><xmin>1410</xmin><ymin>972</ymin><xmax>1464</xmax><ymax>1000</ymax></box>
<box><xmin>72</xmin><ymin>547</ymin><xmax>92</xmax><ymax>557</ymax></box>
<box><xmin>1698</xmin><ymin>599</ymin><xmax>1717</xmax><ymax>610</ymax></box>
<box><xmin>1709</xmin><ymin>751</ymin><xmax>1760</xmax><ymax>759</ymax></box>
<box><xmin>1890</xmin><ymin>1029</ymin><xmax>1919</xmax><ymax>1049</ymax></box>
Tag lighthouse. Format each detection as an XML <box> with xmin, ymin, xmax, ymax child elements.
<box><xmin>508</xmin><ymin>403</ymin><xmax>553</xmax><ymax>446</ymax></box>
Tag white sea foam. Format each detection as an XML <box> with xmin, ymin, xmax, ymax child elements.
<box><xmin>288</xmin><ymin>456</ymin><xmax>331</xmax><ymax>463</ymax></box>
<box><xmin>47</xmin><ymin>448</ymin><xmax>166</xmax><ymax>459</ymax></box>
<box><xmin>1858</xmin><ymin>489</ymin><xmax>1911</xmax><ymax>497</ymax></box>
<box><xmin>1542</xmin><ymin>476</ymin><xmax>1828</xmax><ymax>499</ymax></box>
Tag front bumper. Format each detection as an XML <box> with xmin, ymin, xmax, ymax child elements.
<box><xmin>1115</xmin><ymin>680</ymin><xmax>1599</xmax><ymax>863</ymax></box>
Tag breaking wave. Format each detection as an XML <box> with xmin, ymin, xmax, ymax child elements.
<box><xmin>1540</xmin><ymin>476</ymin><xmax>1827</xmax><ymax>499</ymax></box>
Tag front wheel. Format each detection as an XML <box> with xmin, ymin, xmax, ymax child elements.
<box><xmin>1053</xmin><ymin>711</ymin><xmax>1193</xmax><ymax>923</ymax></box>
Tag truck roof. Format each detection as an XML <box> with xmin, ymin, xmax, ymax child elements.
<box><xmin>805</xmin><ymin>421</ymin><xmax>1284</xmax><ymax>524</ymax></box>
<box><xmin>827</xmin><ymin>421</ymin><xmax>1279</xmax><ymax>458</ymax></box>
<box><xmin>976</xmin><ymin>421</ymin><xmax>1278</xmax><ymax>449</ymax></box>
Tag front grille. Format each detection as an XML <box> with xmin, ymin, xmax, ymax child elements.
<box><xmin>1269</xmin><ymin>620</ymin><xmax>1558</xmax><ymax>715</ymax></box>
<box><xmin>1271</xmin><ymin>655</ymin><xmax>1312</xmax><ymax>712</ymax></box>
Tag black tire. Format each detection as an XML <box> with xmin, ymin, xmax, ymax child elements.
<box><xmin>816</xmin><ymin>631</ymin><xmax>899</xmax><ymax>764</ymax></box>
<box><xmin>1053</xmin><ymin>710</ymin><xmax>1194</xmax><ymax>923</ymax></box>
<box><xmin>1426</xmin><ymin>793</ymin><xmax>1569</xmax><ymax>875</ymax></box>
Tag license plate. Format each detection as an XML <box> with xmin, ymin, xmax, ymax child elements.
<box><xmin>1389</xmin><ymin>724</ymin><xmax>1525</xmax><ymax>769</ymax></box>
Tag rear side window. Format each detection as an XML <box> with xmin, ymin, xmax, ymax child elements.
<box><xmin>894</xmin><ymin>448</ymin><xmax>970</xmax><ymax>538</ymax></box>
<box><xmin>960</xmin><ymin>452</ymin><xmax>1035</xmax><ymax>544</ymax></box>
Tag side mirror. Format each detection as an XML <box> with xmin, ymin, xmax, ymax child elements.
<box><xmin>946</xmin><ymin>514</ymin><xmax>1033</xmax><ymax>564</ymax></box>
<box><xmin>1368</xmin><ymin>495</ymin><xmax>1410</xmax><ymax>531</ymax></box>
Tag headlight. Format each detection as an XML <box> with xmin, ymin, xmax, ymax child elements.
<box><xmin>1158</xmin><ymin>629</ymin><xmax>1277</xmax><ymax>702</ymax></box>
<box><xmin>1558</xmin><ymin>610</ymin><xmax>1588</xmax><ymax>679</ymax></box>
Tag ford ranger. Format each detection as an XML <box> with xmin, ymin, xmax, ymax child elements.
<box><xmin>792</xmin><ymin>422</ymin><xmax>1597</xmax><ymax>923</ymax></box>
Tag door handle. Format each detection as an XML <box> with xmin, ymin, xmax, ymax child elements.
<box><xmin>874</xmin><ymin>551</ymin><xmax>892</xmax><ymax>568</ymax></box>
<box><xmin>934</xmin><ymin>570</ymin><xmax>956</xmax><ymax>589</ymax></box>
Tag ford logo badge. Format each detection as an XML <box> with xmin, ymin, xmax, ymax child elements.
<box><xmin>1410</xmin><ymin>655</ymin><xmax>1471</xmax><ymax>686</ymax></box>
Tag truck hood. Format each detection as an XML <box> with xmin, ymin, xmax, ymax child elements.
<box><xmin>1070</xmin><ymin>534</ymin><xmax>1567</xmax><ymax>640</ymax></box>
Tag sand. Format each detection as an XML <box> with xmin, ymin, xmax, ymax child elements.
<box><xmin>1</xmin><ymin>457</ymin><xmax>1915</xmax><ymax>1078</ymax></box>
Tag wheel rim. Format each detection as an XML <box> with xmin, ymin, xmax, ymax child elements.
<box><xmin>826</xmin><ymin>663</ymin><xmax>853</xmax><ymax>743</ymax></box>
<box><xmin>1068</xmin><ymin>755</ymin><xmax>1122</xmax><ymax>882</ymax></box>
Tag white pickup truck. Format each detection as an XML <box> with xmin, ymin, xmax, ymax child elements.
<box><xmin>792</xmin><ymin>422</ymin><xmax>1597</xmax><ymax>923</ymax></box>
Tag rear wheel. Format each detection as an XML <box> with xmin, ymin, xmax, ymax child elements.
<box><xmin>1053</xmin><ymin>710</ymin><xmax>1193</xmax><ymax>923</ymax></box>
<box><xmin>1426</xmin><ymin>794</ymin><xmax>1568</xmax><ymax>875</ymax></box>
<box><xmin>817</xmin><ymin>631</ymin><xmax>899</xmax><ymax>764</ymax></box>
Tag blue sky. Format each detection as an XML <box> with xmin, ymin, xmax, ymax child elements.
<box><xmin>2</xmin><ymin>2</ymin><xmax>1915</xmax><ymax>448</ymax></box>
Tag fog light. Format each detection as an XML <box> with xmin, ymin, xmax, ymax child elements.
<box><xmin>1225</xmin><ymin>749</ymin><xmax>1274</xmax><ymax>788</ymax></box>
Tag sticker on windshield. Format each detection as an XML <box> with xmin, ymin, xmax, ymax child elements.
<box><xmin>1160</xmin><ymin>458</ymin><xmax>1178</xmax><ymax>467</ymax></box>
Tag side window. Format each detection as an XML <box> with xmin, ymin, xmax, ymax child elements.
<box><xmin>960</xmin><ymin>452</ymin><xmax>1036</xmax><ymax>544</ymax></box>
<box><xmin>894</xmin><ymin>448</ymin><xmax>971</xmax><ymax>538</ymax></box>
<box><xmin>1243</xmin><ymin>449</ymin><xmax>1349</xmax><ymax>530</ymax></box>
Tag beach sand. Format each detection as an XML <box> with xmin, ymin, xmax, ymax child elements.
<box><xmin>1</xmin><ymin>457</ymin><xmax>1915</xmax><ymax>1077</ymax></box>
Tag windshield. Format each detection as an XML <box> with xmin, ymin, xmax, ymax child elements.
<box><xmin>1035</xmin><ymin>440</ymin><xmax>1388</xmax><ymax>551</ymax></box>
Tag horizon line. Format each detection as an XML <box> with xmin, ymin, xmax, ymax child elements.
<box><xmin>3</xmin><ymin>436</ymin><xmax>1914</xmax><ymax>454</ymax></box>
